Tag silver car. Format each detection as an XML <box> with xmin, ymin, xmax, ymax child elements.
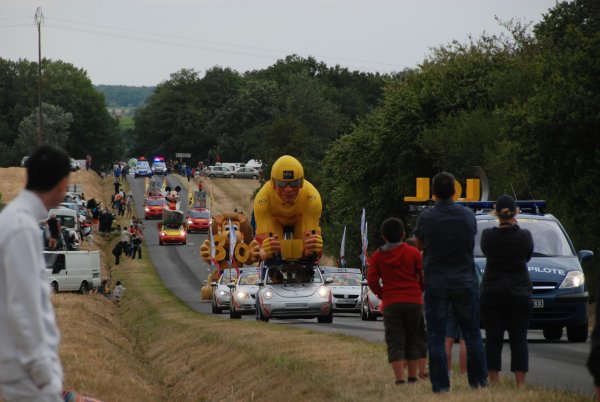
<box><xmin>322</xmin><ymin>267</ymin><xmax>363</xmax><ymax>313</ymax></box>
<box><xmin>256</xmin><ymin>264</ymin><xmax>333</xmax><ymax>323</ymax></box>
<box><xmin>232</xmin><ymin>167</ymin><xmax>260</xmax><ymax>180</ymax></box>
<box><xmin>228</xmin><ymin>268</ymin><xmax>261</xmax><ymax>319</ymax></box>
<box><xmin>210</xmin><ymin>269</ymin><xmax>238</xmax><ymax>313</ymax></box>
<box><xmin>207</xmin><ymin>165</ymin><xmax>234</xmax><ymax>178</ymax></box>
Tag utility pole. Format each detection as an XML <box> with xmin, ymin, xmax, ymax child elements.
<box><xmin>35</xmin><ymin>7</ymin><xmax>44</xmax><ymax>145</ymax></box>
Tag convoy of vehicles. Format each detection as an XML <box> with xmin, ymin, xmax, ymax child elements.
<box><xmin>255</xmin><ymin>264</ymin><xmax>333</xmax><ymax>323</ymax></box>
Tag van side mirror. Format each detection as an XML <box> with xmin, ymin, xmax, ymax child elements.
<box><xmin>210</xmin><ymin>282</ymin><xmax>217</xmax><ymax>287</ymax></box>
<box><xmin>578</xmin><ymin>250</ymin><xmax>594</xmax><ymax>262</ymax></box>
<box><xmin>227</xmin><ymin>283</ymin><xmax>235</xmax><ymax>289</ymax></box>
<box><xmin>257</xmin><ymin>281</ymin><xmax>264</xmax><ymax>287</ymax></box>
<box><xmin>325</xmin><ymin>277</ymin><xmax>334</xmax><ymax>284</ymax></box>
<box><xmin>361</xmin><ymin>280</ymin><xmax>368</xmax><ymax>286</ymax></box>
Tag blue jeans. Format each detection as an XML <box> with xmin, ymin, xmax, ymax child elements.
<box><xmin>425</xmin><ymin>285</ymin><xmax>487</xmax><ymax>392</ymax></box>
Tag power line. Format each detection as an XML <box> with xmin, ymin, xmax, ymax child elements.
<box><xmin>44</xmin><ymin>16</ymin><xmax>402</xmax><ymax>70</ymax></box>
<box><xmin>0</xmin><ymin>24</ymin><xmax>32</xmax><ymax>28</ymax></box>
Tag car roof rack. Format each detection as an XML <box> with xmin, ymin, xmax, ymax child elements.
<box><xmin>456</xmin><ymin>200</ymin><xmax>546</xmax><ymax>215</ymax></box>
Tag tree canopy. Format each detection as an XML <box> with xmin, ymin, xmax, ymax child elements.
<box><xmin>0</xmin><ymin>58</ymin><xmax>122</xmax><ymax>168</ymax></box>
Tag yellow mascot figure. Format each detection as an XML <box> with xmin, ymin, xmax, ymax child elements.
<box><xmin>199</xmin><ymin>211</ymin><xmax>260</xmax><ymax>299</ymax></box>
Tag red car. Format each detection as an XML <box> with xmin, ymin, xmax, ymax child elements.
<box><xmin>186</xmin><ymin>208</ymin><xmax>211</xmax><ymax>233</ymax></box>
<box><xmin>144</xmin><ymin>196</ymin><xmax>165</xmax><ymax>219</ymax></box>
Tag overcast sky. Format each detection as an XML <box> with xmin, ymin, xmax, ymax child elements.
<box><xmin>1</xmin><ymin>0</ymin><xmax>558</xmax><ymax>86</ymax></box>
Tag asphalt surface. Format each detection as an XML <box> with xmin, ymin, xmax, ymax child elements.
<box><xmin>128</xmin><ymin>174</ymin><xmax>594</xmax><ymax>396</ymax></box>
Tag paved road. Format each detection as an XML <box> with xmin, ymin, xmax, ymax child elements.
<box><xmin>128</xmin><ymin>174</ymin><xmax>594</xmax><ymax>395</ymax></box>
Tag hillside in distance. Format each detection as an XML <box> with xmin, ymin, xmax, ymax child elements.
<box><xmin>95</xmin><ymin>84</ymin><xmax>155</xmax><ymax>108</ymax></box>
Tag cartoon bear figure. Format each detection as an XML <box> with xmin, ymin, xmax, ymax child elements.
<box><xmin>199</xmin><ymin>211</ymin><xmax>260</xmax><ymax>300</ymax></box>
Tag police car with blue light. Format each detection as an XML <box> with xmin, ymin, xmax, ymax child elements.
<box><xmin>151</xmin><ymin>156</ymin><xmax>168</xmax><ymax>175</ymax></box>
<box><xmin>462</xmin><ymin>200</ymin><xmax>593</xmax><ymax>342</ymax></box>
<box><xmin>134</xmin><ymin>157</ymin><xmax>153</xmax><ymax>178</ymax></box>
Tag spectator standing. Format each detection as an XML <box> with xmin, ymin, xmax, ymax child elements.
<box><xmin>368</xmin><ymin>218</ymin><xmax>425</xmax><ymax>385</ymax></box>
<box><xmin>186</xmin><ymin>165</ymin><xmax>192</xmax><ymax>181</ymax></box>
<box><xmin>120</xmin><ymin>227</ymin><xmax>131</xmax><ymax>257</ymax></box>
<box><xmin>113</xmin><ymin>180</ymin><xmax>121</xmax><ymax>195</ymax></box>
<box><xmin>46</xmin><ymin>214</ymin><xmax>61</xmax><ymax>250</ymax></box>
<box><xmin>131</xmin><ymin>233</ymin><xmax>143</xmax><ymax>259</ymax></box>
<box><xmin>0</xmin><ymin>145</ymin><xmax>70</xmax><ymax>402</ymax></box>
<box><xmin>113</xmin><ymin>281</ymin><xmax>125</xmax><ymax>304</ymax></box>
<box><xmin>414</xmin><ymin>171</ymin><xmax>487</xmax><ymax>393</ymax></box>
<box><xmin>480</xmin><ymin>195</ymin><xmax>534</xmax><ymax>388</ymax></box>
<box><xmin>112</xmin><ymin>241</ymin><xmax>123</xmax><ymax>265</ymax></box>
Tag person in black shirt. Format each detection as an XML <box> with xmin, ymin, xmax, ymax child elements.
<box><xmin>46</xmin><ymin>214</ymin><xmax>61</xmax><ymax>250</ymax></box>
<box><xmin>480</xmin><ymin>194</ymin><xmax>534</xmax><ymax>389</ymax></box>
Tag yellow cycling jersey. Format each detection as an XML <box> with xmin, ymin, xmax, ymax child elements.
<box><xmin>253</xmin><ymin>179</ymin><xmax>322</xmax><ymax>242</ymax></box>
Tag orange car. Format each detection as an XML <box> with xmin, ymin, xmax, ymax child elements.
<box><xmin>186</xmin><ymin>208</ymin><xmax>211</xmax><ymax>233</ymax></box>
<box><xmin>144</xmin><ymin>196</ymin><xmax>165</xmax><ymax>219</ymax></box>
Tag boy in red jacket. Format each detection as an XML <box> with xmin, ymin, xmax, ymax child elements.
<box><xmin>368</xmin><ymin>217</ymin><xmax>424</xmax><ymax>384</ymax></box>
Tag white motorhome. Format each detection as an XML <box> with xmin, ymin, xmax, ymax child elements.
<box><xmin>44</xmin><ymin>250</ymin><xmax>101</xmax><ymax>293</ymax></box>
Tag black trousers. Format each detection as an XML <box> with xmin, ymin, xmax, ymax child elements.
<box><xmin>480</xmin><ymin>292</ymin><xmax>532</xmax><ymax>372</ymax></box>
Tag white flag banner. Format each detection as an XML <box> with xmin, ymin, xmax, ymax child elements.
<box><xmin>339</xmin><ymin>225</ymin><xmax>347</xmax><ymax>267</ymax></box>
<box><xmin>228</xmin><ymin>219</ymin><xmax>236</xmax><ymax>267</ymax></box>
<box><xmin>209</xmin><ymin>226</ymin><xmax>216</xmax><ymax>269</ymax></box>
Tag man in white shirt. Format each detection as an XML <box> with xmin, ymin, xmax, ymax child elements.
<box><xmin>0</xmin><ymin>145</ymin><xmax>71</xmax><ymax>402</ymax></box>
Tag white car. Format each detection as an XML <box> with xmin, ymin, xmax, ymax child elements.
<box><xmin>322</xmin><ymin>267</ymin><xmax>363</xmax><ymax>313</ymax></box>
<box><xmin>228</xmin><ymin>268</ymin><xmax>261</xmax><ymax>319</ymax></box>
<box><xmin>256</xmin><ymin>264</ymin><xmax>333</xmax><ymax>323</ymax></box>
<box><xmin>210</xmin><ymin>269</ymin><xmax>237</xmax><ymax>313</ymax></box>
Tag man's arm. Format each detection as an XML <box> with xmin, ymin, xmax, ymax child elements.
<box><xmin>4</xmin><ymin>228</ymin><xmax>57</xmax><ymax>388</ymax></box>
<box><xmin>367</xmin><ymin>252</ymin><xmax>383</xmax><ymax>299</ymax></box>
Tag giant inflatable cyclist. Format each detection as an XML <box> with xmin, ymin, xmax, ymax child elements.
<box><xmin>253</xmin><ymin>155</ymin><xmax>323</xmax><ymax>262</ymax></box>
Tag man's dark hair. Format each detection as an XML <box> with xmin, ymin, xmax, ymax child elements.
<box><xmin>381</xmin><ymin>217</ymin><xmax>405</xmax><ymax>243</ymax></box>
<box><xmin>25</xmin><ymin>145</ymin><xmax>71</xmax><ymax>192</ymax></box>
<box><xmin>432</xmin><ymin>171</ymin><xmax>456</xmax><ymax>200</ymax></box>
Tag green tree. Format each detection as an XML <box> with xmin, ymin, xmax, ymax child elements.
<box><xmin>15</xmin><ymin>102</ymin><xmax>73</xmax><ymax>154</ymax></box>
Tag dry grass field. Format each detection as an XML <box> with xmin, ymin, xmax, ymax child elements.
<box><xmin>0</xmin><ymin>168</ymin><xmax>592</xmax><ymax>401</ymax></box>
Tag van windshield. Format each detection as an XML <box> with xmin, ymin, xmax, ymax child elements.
<box><xmin>474</xmin><ymin>218</ymin><xmax>575</xmax><ymax>257</ymax></box>
<box><xmin>57</xmin><ymin>215</ymin><xmax>76</xmax><ymax>228</ymax></box>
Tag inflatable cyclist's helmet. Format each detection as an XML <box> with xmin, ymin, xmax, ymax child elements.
<box><xmin>270</xmin><ymin>155</ymin><xmax>304</xmax><ymax>189</ymax></box>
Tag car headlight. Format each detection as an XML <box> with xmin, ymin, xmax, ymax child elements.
<box><xmin>264</xmin><ymin>290</ymin><xmax>273</xmax><ymax>300</ymax></box>
<box><xmin>237</xmin><ymin>291</ymin><xmax>248</xmax><ymax>299</ymax></box>
<box><xmin>180</xmin><ymin>230</ymin><xmax>185</xmax><ymax>236</ymax></box>
<box><xmin>145</xmin><ymin>207</ymin><xmax>150</xmax><ymax>212</ymax></box>
<box><xmin>218</xmin><ymin>290</ymin><xmax>229</xmax><ymax>296</ymax></box>
<box><xmin>318</xmin><ymin>286</ymin><xmax>329</xmax><ymax>298</ymax></box>
<box><xmin>160</xmin><ymin>232</ymin><xmax>165</xmax><ymax>236</ymax></box>
<box><xmin>188</xmin><ymin>220</ymin><xmax>193</xmax><ymax>225</ymax></box>
<box><xmin>559</xmin><ymin>271</ymin><xmax>585</xmax><ymax>288</ymax></box>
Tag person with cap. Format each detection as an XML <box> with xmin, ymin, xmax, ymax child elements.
<box><xmin>253</xmin><ymin>155</ymin><xmax>323</xmax><ymax>262</ymax></box>
<box><xmin>413</xmin><ymin>171</ymin><xmax>487</xmax><ymax>393</ymax></box>
<box><xmin>480</xmin><ymin>194</ymin><xmax>534</xmax><ymax>389</ymax></box>
<box><xmin>0</xmin><ymin>145</ymin><xmax>69</xmax><ymax>401</ymax></box>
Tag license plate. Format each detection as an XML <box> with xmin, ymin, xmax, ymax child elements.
<box><xmin>533</xmin><ymin>299</ymin><xmax>544</xmax><ymax>308</ymax></box>
<box><xmin>285</xmin><ymin>303</ymin><xmax>308</xmax><ymax>308</ymax></box>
